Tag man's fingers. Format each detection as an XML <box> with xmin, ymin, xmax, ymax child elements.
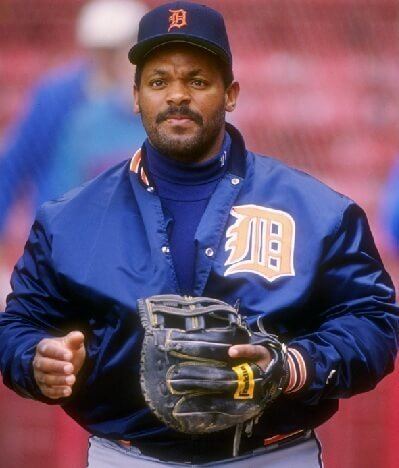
<box><xmin>34</xmin><ymin>333</ymin><xmax>85</xmax><ymax>399</ymax></box>
<box><xmin>228</xmin><ymin>344</ymin><xmax>268</xmax><ymax>359</ymax></box>
<box><xmin>39</xmin><ymin>384</ymin><xmax>72</xmax><ymax>399</ymax></box>
<box><xmin>63</xmin><ymin>331</ymin><xmax>85</xmax><ymax>351</ymax></box>
<box><xmin>34</xmin><ymin>371</ymin><xmax>76</xmax><ymax>386</ymax></box>
<box><xmin>228</xmin><ymin>344</ymin><xmax>272</xmax><ymax>371</ymax></box>
<box><xmin>37</xmin><ymin>331</ymin><xmax>85</xmax><ymax>361</ymax></box>
<box><xmin>37</xmin><ymin>341</ymin><xmax>73</xmax><ymax>361</ymax></box>
<box><xmin>33</xmin><ymin>356</ymin><xmax>74</xmax><ymax>375</ymax></box>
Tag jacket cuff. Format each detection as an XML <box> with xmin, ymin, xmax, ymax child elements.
<box><xmin>283</xmin><ymin>345</ymin><xmax>314</xmax><ymax>396</ymax></box>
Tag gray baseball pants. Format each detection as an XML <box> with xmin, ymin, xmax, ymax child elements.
<box><xmin>87</xmin><ymin>432</ymin><xmax>323</xmax><ymax>467</ymax></box>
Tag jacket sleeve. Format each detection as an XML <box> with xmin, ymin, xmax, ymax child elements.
<box><xmin>285</xmin><ymin>202</ymin><xmax>399</xmax><ymax>404</ymax></box>
<box><xmin>0</xmin><ymin>207</ymin><xmax>88</xmax><ymax>403</ymax></box>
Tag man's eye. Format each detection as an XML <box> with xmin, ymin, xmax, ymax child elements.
<box><xmin>150</xmin><ymin>79</ymin><xmax>166</xmax><ymax>88</ymax></box>
<box><xmin>191</xmin><ymin>79</ymin><xmax>206</xmax><ymax>88</ymax></box>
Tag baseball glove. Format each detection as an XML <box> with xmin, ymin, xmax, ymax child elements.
<box><xmin>137</xmin><ymin>295</ymin><xmax>288</xmax><ymax>435</ymax></box>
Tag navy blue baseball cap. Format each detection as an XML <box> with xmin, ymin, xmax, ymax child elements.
<box><xmin>128</xmin><ymin>1</ymin><xmax>232</xmax><ymax>67</ymax></box>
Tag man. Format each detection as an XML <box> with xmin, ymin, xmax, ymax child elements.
<box><xmin>0</xmin><ymin>2</ymin><xmax>398</xmax><ymax>467</ymax></box>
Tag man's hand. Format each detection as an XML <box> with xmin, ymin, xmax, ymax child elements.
<box><xmin>228</xmin><ymin>344</ymin><xmax>272</xmax><ymax>371</ymax></box>
<box><xmin>33</xmin><ymin>331</ymin><xmax>86</xmax><ymax>400</ymax></box>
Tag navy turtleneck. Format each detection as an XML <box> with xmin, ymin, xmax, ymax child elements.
<box><xmin>145</xmin><ymin>133</ymin><xmax>231</xmax><ymax>294</ymax></box>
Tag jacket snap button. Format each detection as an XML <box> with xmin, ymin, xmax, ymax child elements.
<box><xmin>205</xmin><ymin>248</ymin><xmax>214</xmax><ymax>257</ymax></box>
<box><xmin>231</xmin><ymin>178</ymin><xmax>240</xmax><ymax>185</ymax></box>
<box><xmin>161</xmin><ymin>246</ymin><xmax>170</xmax><ymax>254</ymax></box>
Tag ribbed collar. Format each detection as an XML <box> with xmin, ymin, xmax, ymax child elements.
<box><xmin>144</xmin><ymin>132</ymin><xmax>231</xmax><ymax>185</ymax></box>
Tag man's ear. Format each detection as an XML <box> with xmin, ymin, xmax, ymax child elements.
<box><xmin>225</xmin><ymin>81</ymin><xmax>240</xmax><ymax>113</ymax></box>
<box><xmin>133</xmin><ymin>84</ymin><xmax>140</xmax><ymax>114</ymax></box>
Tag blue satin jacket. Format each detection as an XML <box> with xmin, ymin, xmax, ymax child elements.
<box><xmin>0</xmin><ymin>125</ymin><xmax>397</xmax><ymax>443</ymax></box>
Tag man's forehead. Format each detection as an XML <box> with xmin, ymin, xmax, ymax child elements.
<box><xmin>141</xmin><ymin>43</ymin><xmax>220</xmax><ymax>72</ymax></box>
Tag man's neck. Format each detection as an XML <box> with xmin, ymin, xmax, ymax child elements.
<box><xmin>145</xmin><ymin>132</ymin><xmax>231</xmax><ymax>185</ymax></box>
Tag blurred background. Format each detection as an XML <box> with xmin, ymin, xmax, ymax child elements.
<box><xmin>0</xmin><ymin>0</ymin><xmax>399</xmax><ymax>467</ymax></box>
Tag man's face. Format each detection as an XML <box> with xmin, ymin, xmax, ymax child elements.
<box><xmin>134</xmin><ymin>44</ymin><xmax>239</xmax><ymax>163</ymax></box>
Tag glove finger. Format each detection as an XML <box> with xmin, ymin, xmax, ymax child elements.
<box><xmin>167</xmin><ymin>362</ymin><xmax>264</xmax><ymax>397</ymax></box>
<box><xmin>168</xmin><ymin>339</ymin><xmax>231</xmax><ymax>361</ymax></box>
<box><xmin>168</xmin><ymin>363</ymin><xmax>236</xmax><ymax>394</ymax></box>
<box><xmin>173</xmin><ymin>394</ymin><xmax>262</xmax><ymax>433</ymax></box>
<box><xmin>167</xmin><ymin>328</ymin><xmax>249</xmax><ymax>361</ymax></box>
<box><xmin>170</xmin><ymin>328</ymin><xmax>249</xmax><ymax>345</ymax></box>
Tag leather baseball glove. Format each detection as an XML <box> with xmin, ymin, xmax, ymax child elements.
<box><xmin>137</xmin><ymin>295</ymin><xmax>289</xmax><ymax>435</ymax></box>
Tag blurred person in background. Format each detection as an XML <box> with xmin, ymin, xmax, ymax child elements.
<box><xmin>0</xmin><ymin>0</ymin><xmax>148</xmax><ymax>229</ymax></box>
<box><xmin>382</xmin><ymin>159</ymin><xmax>399</xmax><ymax>254</ymax></box>
<box><xmin>0</xmin><ymin>0</ymin><xmax>148</xmax><ymax>306</ymax></box>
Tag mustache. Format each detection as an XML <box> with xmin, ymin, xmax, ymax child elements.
<box><xmin>156</xmin><ymin>106</ymin><xmax>203</xmax><ymax>125</ymax></box>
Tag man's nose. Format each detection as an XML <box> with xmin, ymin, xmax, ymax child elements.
<box><xmin>166</xmin><ymin>81</ymin><xmax>191</xmax><ymax>106</ymax></box>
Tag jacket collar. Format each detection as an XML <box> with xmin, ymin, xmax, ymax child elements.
<box><xmin>129</xmin><ymin>123</ymin><xmax>247</xmax><ymax>188</ymax></box>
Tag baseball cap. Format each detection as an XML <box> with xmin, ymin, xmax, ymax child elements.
<box><xmin>77</xmin><ymin>0</ymin><xmax>148</xmax><ymax>49</ymax></box>
<box><xmin>128</xmin><ymin>1</ymin><xmax>232</xmax><ymax>67</ymax></box>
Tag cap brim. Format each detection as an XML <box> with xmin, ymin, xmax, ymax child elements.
<box><xmin>128</xmin><ymin>34</ymin><xmax>231</xmax><ymax>65</ymax></box>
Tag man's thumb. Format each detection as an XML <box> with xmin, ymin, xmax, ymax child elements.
<box><xmin>64</xmin><ymin>331</ymin><xmax>85</xmax><ymax>351</ymax></box>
